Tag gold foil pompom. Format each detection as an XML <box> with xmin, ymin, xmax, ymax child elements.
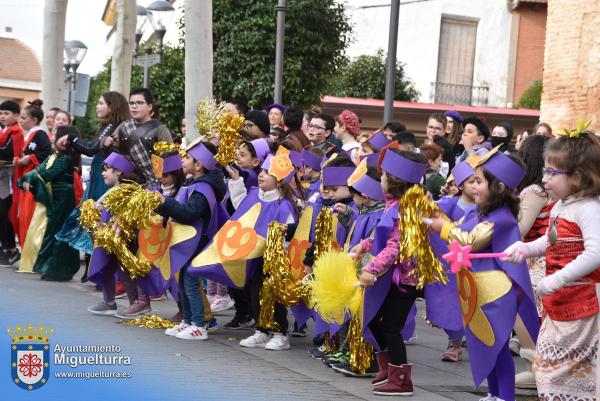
<box><xmin>195</xmin><ymin>97</ymin><xmax>225</xmax><ymax>139</ymax></box>
<box><xmin>215</xmin><ymin>112</ymin><xmax>245</xmax><ymax>166</ymax></box>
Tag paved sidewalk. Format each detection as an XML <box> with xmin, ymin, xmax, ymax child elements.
<box><xmin>0</xmin><ymin>265</ymin><xmax>537</xmax><ymax>400</ymax></box>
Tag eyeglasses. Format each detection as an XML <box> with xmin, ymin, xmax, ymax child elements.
<box><xmin>129</xmin><ymin>101</ymin><xmax>146</xmax><ymax>107</ymax></box>
<box><xmin>427</xmin><ymin>125</ymin><xmax>443</xmax><ymax>132</ymax></box>
<box><xmin>308</xmin><ymin>124</ymin><xmax>326</xmax><ymax>131</ymax></box>
<box><xmin>242</xmin><ymin>122</ymin><xmax>256</xmax><ymax>129</ymax></box>
<box><xmin>543</xmin><ymin>168</ymin><xmax>568</xmax><ymax>177</ymax></box>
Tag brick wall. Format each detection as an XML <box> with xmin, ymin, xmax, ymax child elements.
<box><xmin>540</xmin><ymin>0</ymin><xmax>600</xmax><ymax>130</ymax></box>
<box><xmin>513</xmin><ymin>5</ymin><xmax>546</xmax><ymax>104</ymax></box>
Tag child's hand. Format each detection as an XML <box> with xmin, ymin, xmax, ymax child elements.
<box><xmin>536</xmin><ymin>274</ymin><xmax>564</xmax><ymax>296</ymax></box>
<box><xmin>333</xmin><ymin>203</ymin><xmax>347</xmax><ymax>214</ymax></box>
<box><xmin>157</xmin><ymin>192</ymin><xmax>165</xmax><ymax>204</ymax></box>
<box><xmin>225</xmin><ymin>165</ymin><xmax>240</xmax><ymax>180</ymax></box>
<box><xmin>359</xmin><ymin>271</ymin><xmax>377</xmax><ymax>287</ymax></box>
<box><xmin>425</xmin><ymin>217</ymin><xmax>445</xmax><ymax>233</ymax></box>
<box><xmin>348</xmin><ymin>243</ymin><xmax>363</xmax><ymax>259</ymax></box>
<box><xmin>102</xmin><ymin>136</ymin><xmax>114</xmax><ymax>148</ymax></box>
<box><xmin>501</xmin><ymin>241</ymin><xmax>529</xmax><ymax>263</ymax></box>
<box><xmin>22</xmin><ymin>182</ymin><xmax>30</xmax><ymax>192</ymax></box>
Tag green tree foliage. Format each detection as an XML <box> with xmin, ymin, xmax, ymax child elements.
<box><xmin>78</xmin><ymin>1</ymin><xmax>351</xmax><ymax>135</ymax></box>
<box><xmin>518</xmin><ymin>80</ymin><xmax>542</xmax><ymax>110</ymax></box>
<box><xmin>329</xmin><ymin>49</ymin><xmax>419</xmax><ymax>101</ymax></box>
<box><xmin>212</xmin><ymin>0</ymin><xmax>351</xmax><ymax>108</ymax></box>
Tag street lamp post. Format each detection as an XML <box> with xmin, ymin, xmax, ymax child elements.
<box><xmin>274</xmin><ymin>0</ymin><xmax>286</xmax><ymax>104</ymax></box>
<box><xmin>134</xmin><ymin>1</ymin><xmax>174</xmax><ymax>88</ymax></box>
<box><xmin>63</xmin><ymin>40</ymin><xmax>87</xmax><ymax>114</ymax></box>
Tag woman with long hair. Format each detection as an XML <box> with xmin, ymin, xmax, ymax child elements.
<box><xmin>55</xmin><ymin>91</ymin><xmax>131</xmax><ymax>282</ymax></box>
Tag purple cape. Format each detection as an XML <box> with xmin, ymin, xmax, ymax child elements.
<box><xmin>188</xmin><ymin>187</ymin><xmax>296</xmax><ymax>288</ymax></box>
<box><xmin>424</xmin><ymin>196</ymin><xmax>467</xmax><ymax>331</ymax></box>
<box><xmin>361</xmin><ymin>202</ymin><xmax>399</xmax><ymax>350</ymax></box>
<box><xmin>459</xmin><ymin>206</ymin><xmax>539</xmax><ymax>387</ymax></box>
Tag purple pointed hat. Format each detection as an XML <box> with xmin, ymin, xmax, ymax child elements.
<box><xmin>361</xmin><ymin>153</ymin><xmax>380</xmax><ymax>167</ymax></box>
<box><xmin>451</xmin><ymin>161</ymin><xmax>475</xmax><ymax>186</ymax></box>
<box><xmin>104</xmin><ymin>152</ymin><xmax>134</xmax><ymax>175</ymax></box>
<box><xmin>367</xmin><ymin>132</ymin><xmax>391</xmax><ymax>151</ymax></box>
<box><xmin>378</xmin><ymin>146</ymin><xmax>426</xmax><ymax>184</ymax></box>
<box><xmin>289</xmin><ymin>150</ymin><xmax>302</xmax><ymax>169</ymax></box>
<box><xmin>248</xmin><ymin>138</ymin><xmax>271</xmax><ymax>162</ymax></box>
<box><xmin>261</xmin><ymin>150</ymin><xmax>296</xmax><ymax>183</ymax></box>
<box><xmin>478</xmin><ymin>147</ymin><xmax>525</xmax><ymax>190</ymax></box>
<box><xmin>187</xmin><ymin>139</ymin><xmax>217</xmax><ymax>170</ymax></box>
<box><xmin>322</xmin><ymin>166</ymin><xmax>355</xmax><ymax>187</ymax></box>
<box><xmin>348</xmin><ymin>162</ymin><xmax>384</xmax><ymax>201</ymax></box>
<box><xmin>162</xmin><ymin>154</ymin><xmax>183</xmax><ymax>174</ymax></box>
<box><xmin>302</xmin><ymin>149</ymin><xmax>324</xmax><ymax>171</ymax></box>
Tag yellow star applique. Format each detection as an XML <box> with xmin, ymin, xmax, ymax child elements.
<box><xmin>457</xmin><ymin>267</ymin><xmax>512</xmax><ymax>347</ymax></box>
<box><xmin>154</xmin><ymin>221</ymin><xmax>197</xmax><ymax>280</ymax></box>
<box><xmin>191</xmin><ymin>203</ymin><xmax>265</xmax><ymax>287</ymax></box>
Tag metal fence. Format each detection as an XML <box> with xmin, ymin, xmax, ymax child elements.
<box><xmin>430</xmin><ymin>82</ymin><xmax>489</xmax><ymax>106</ymax></box>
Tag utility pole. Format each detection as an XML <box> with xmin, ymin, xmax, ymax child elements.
<box><xmin>383</xmin><ymin>0</ymin><xmax>400</xmax><ymax>124</ymax></box>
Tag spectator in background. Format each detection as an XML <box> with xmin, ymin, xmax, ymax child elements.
<box><xmin>425</xmin><ymin>112</ymin><xmax>447</xmax><ymax>144</ymax></box>
<box><xmin>491</xmin><ymin>122</ymin><xmax>514</xmax><ymax>153</ymax></box>
<box><xmin>334</xmin><ymin>109</ymin><xmax>361</xmax><ymax>161</ymax></box>
<box><xmin>306</xmin><ymin>113</ymin><xmax>336</xmax><ymax>156</ymax></box>
<box><xmin>433</xmin><ymin>135</ymin><xmax>454</xmax><ymax>177</ymax></box>
<box><xmin>45</xmin><ymin>107</ymin><xmax>60</xmax><ymax>138</ymax></box>
<box><xmin>302</xmin><ymin>106</ymin><xmax>321</xmax><ymax>136</ymax></box>
<box><xmin>533</xmin><ymin>122</ymin><xmax>552</xmax><ymax>137</ymax></box>
<box><xmin>393</xmin><ymin>131</ymin><xmax>417</xmax><ymax>152</ymax></box>
<box><xmin>224</xmin><ymin>100</ymin><xmax>249</xmax><ymax>116</ymax></box>
<box><xmin>382</xmin><ymin>121</ymin><xmax>407</xmax><ymax>140</ymax></box>
<box><xmin>456</xmin><ymin>116</ymin><xmax>490</xmax><ymax>162</ymax></box>
<box><xmin>266</xmin><ymin>103</ymin><xmax>285</xmax><ymax>128</ymax></box>
<box><xmin>443</xmin><ymin>110</ymin><xmax>464</xmax><ymax>159</ymax></box>
<box><xmin>242</xmin><ymin>110</ymin><xmax>270</xmax><ymax>141</ymax></box>
<box><xmin>515</xmin><ymin>128</ymin><xmax>533</xmax><ymax>150</ymax></box>
<box><xmin>283</xmin><ymin>106</ymin><xmax>310</xmax><ymax>152</ymax></box>
<box><xmin>420</xmin><ymin>143</ymin><xmax>445</xmax><ymax>200</ymax></box>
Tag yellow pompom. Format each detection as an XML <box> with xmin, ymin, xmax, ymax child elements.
<box><xmin>309</xmin><ymin>251</ymin><xmax>362</xmax><ymax>324</ymax></box>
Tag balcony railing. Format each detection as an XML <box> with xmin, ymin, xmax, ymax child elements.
<box><xmin>430</xmin><ymin>82</ymin><xmax>489</xmax><ymax>106</ymax></box>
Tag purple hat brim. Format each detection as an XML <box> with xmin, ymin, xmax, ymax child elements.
<box><xmin>188</xmin><ymin>142</ymin><xmax>217</xmax><ymax>170</ymax></box>
<box><xmin>162</xmin><ymin>154</ymin><xmax>183</xmax><ymax>174</ymax></box>
<box><xmin>481</xmin><ymin>151</ymin><xmax>525</xmax><ymax>190</ymax></box>
<box><xmin>351</xmin><ymin>174</ymin><xmax>384</xmax><ymax>201</ymax></box>
<box><xmin>289</xmin><ymin>150</ymin><xmax>302</xmax><ymax>169</ymax></box>
<box><xmin>322</xmin><ymin>167</ymin><xmax>355</xmax><ymax>187</ymax></box>
<box><xmin>362</xmin><ymin>153</ymin><xmax>379</xmax><ymax>167</ymax></box>
<box><xmin>104</xmin><ymin>152</ymin><xmax>134</xmax><ymax>175</ymax></box>
<box><xmin>367</xmin><ymin>132</ymin><xmax>391</xmax><ymax>152</ymax></box>
<box><xmin>249</xmin><ymin>138</ymin><xmax>271</xmax><ymax>162</ymax></box>
<box><xmin>451</xmin><ymin>161</ymin><xmax>475</xmax><ymax>186</ymax></box>
<box><xmin>379</xmin><ymin>150</ymin><xmax>426</xmax><ymax>184</ymax></box>
<box><xmin>261</xmin><ymin>155</ymin><xmax>295</xmax><ymax>183</ymax></box>
<box><xmin>302</xmin><ymin>149</ymin><xmax>323</xmax><ymax>171</ymax></box>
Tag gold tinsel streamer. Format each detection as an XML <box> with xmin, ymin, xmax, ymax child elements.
<box><xmin>258</xmin><ymin>222</ymin><xmax>310</xmax><ymax>331</ymax></box>
<box><xmin>214</xmin><ymin>112</ymin><xmax>245</xmax><ymax>166</ymax></box>
<box><xmin>153</xmin><ymin>141</ymin><xmax>185</xmax><ymax>158</ymax></box>
<box><xmin>93</xmin><ymin>225</ymin><xmax>153</xmax><ymax>279</ymax></box>
<box><xmin>313</xmin><ymin>207</ymin><xmax>334</xmax><ymax>262</ymax></box>
<box><xmin>79</xmin><ymin>199</ymin><xmax>101</xmax><ymax>232</ymax></box>
<box><xmin>348</xmin><ymin>316</ymin><xmax>374</xmax><ymax>374</ymax></box>
<box><xmin>398</xmin><ymin>185</ymin><xmax>447</xmax><ymax>288</ymax></box>
<box><xmin>119</xmin><ymin>315</ymin><xmax>176</xmax><ymax>329</ymax></box>
<box><xmin>324</xmin><ymin>331</ymin><xmax>337</xmax><ymax>354</ymax></box>
<box><xmin>195</xmin><ymin>97</ymin><xmax>225</xmax><ymax>139</ymax></box>
<box><xmin>81</xmin><ymin>183</ymin><xmax>162</xmax><ymax>279</ymax></box>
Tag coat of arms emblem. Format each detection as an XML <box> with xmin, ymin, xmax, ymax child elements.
<box><xmin>8</xmin><ymin>324</ymin><xmax>53</xmax><ymax>390</ymax></box>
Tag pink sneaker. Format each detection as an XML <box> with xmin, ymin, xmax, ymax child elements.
<box><xmin>115</xmin><ymin>301</ymin><xmax>151</xmax><ymax>319</ymax></box>
<box><xmin>442</xmin><ymin>343</ymin><xmax>462</xmax><ymax>362</ymax></box>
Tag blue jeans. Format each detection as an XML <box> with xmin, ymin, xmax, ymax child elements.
<box><xmin>179</xmin><ymin>266</ymin><xmax>205</xmax><ymax>327</ymax></box>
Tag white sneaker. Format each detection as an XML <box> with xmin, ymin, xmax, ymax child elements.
<box><xmin>175</xmin><ymin>324</ymin><xmax>208</xmax><ymax>340</ymax></box>
<box><xmin>239</xmin><ymin>330</ymin><xmax>271</xmax><ymax>348</ymax></box>
<box><xmin>478</xmin><ymin>395</ymin><xmax>498</xmax><ymax>401</ymax></box>
<box><xmin>265</xmin><ymin>333</ymin><xmax>290</xmax><ymax>351</ymax></box>
<box><xmin>404</xmin><ymin>335</ymin><xmax>417</xmax><ymax>345</ymax></box>
<box><xmin>210</xmin><ymin>296</ymin><xmax>235</xmax><ymax>313</ymax></box>
<box><xmin>164</xmin><ymin>321</ymin><xmax>189</xmax><ymax>337</ymax></box>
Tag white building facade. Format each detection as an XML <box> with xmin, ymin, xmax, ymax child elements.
<box><xmin>342</xmin><ymin>0</ymin><xmax>514</xmax><ymax>108</ymax></box>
